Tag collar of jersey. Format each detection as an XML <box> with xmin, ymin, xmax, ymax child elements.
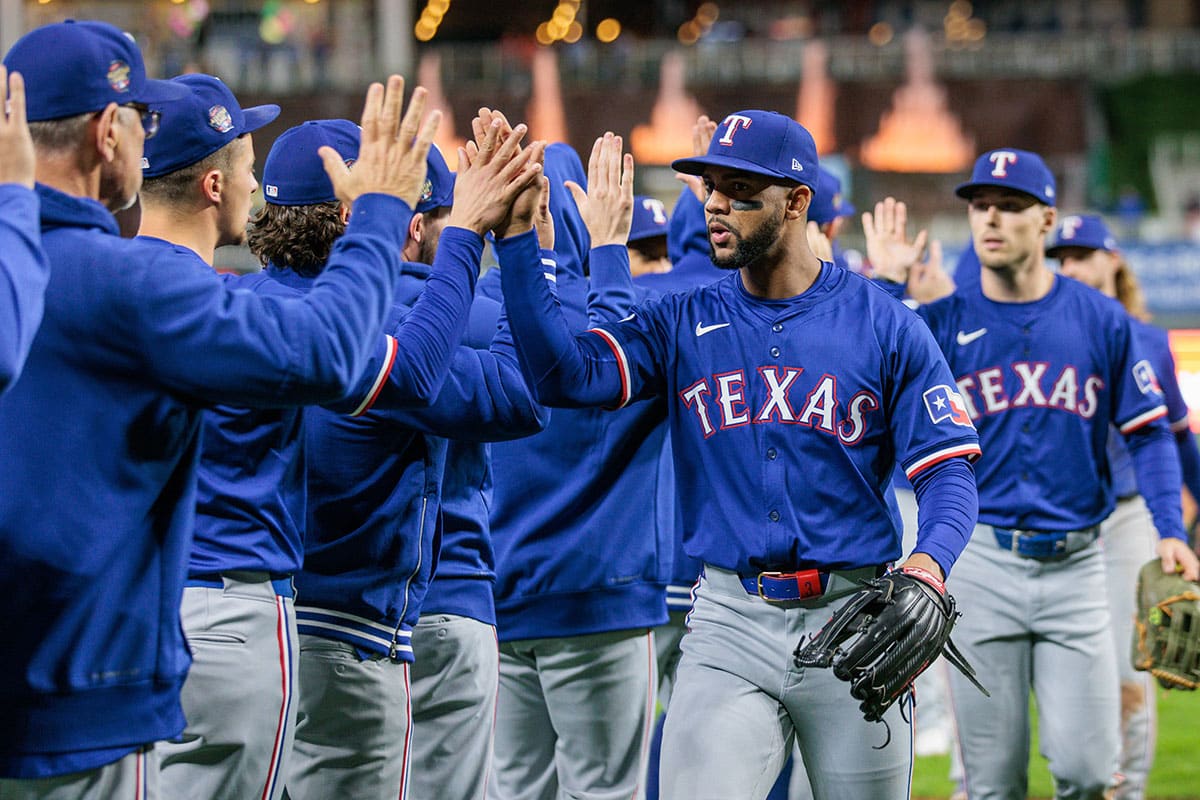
<box><xmin>730</xmin><ymin>260</ymin><xmax>840</xmax><ymax>317</ymax></box>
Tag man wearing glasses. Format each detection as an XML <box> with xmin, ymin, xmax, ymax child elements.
<box><xmin>0</xmin><ymin>20</ymin><xmax>443</xmax><ymax>798</ymax></box>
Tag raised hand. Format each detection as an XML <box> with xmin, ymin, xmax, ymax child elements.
<box><xmin>532</xmin><ymin>176</ymin><xmax>554</xmax><ymax>250</ymax></box>
<box><xmin>449</xmin><ymin>116</ymin><xmax>544</xmax><ymax>236</ymax></box>
<box><xmin>806</xmin><ymin>221</ymin><xmax>833</xmax><ymax>262</ymax></box>
<box><xmin>676</xmin><ymin>114</ymin><xmax>716</xmax><ymax>202</ymax></box>
<box><xmin>907</xmin><ymin>240</ymin><xmax>956</xmax><ymax>304</ymax></box>
<box><xmin>862</xmin><ymin>197</ymin><xmax>928</xmax><ymax>284</ymax></box>
<box><xmin>321</xmin><ymin>76</ymin><xmax>442</xmax><ymax>207</ymax></box>
<box><xmin>565</xmin><ymin>132</ymin><xmax>634</xmax><ymax>248</ymax></box>
<box><xmin>497</xmin><ymin>146</ymin><xmax>549</xmax><ymax>241</ymax></box>
<box><xmin>0</xmin><ymin>67</ymin><xmax>35</xmax><ymax>189</ymax></box>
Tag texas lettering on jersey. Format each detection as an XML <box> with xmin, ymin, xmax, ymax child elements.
<box><xmin>678</xmin><ymin>366</ymin><xmax>880</xmax><ymax>443</ymax></box>
<box><xmin>953</xmin><ymin>358</ymin><xmax>1163</xmax><ymax>432</ymax></box>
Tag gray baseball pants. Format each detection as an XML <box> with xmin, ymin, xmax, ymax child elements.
<box><xmin>660</xmin><ymin>566</ymin><xmax>912</xmax><ymax>800</ymax></box>
<box><xmin>410</xmin><ymin>613</ymin><xmax>499</xmax><ymax>800</ymax></box>
<box><xmin>947</xmin><ymin>525</ymin><xmax>1119</xmax><ymax>800</ymax></box>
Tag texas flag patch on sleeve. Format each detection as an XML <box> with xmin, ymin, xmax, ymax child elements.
<box><xmin>923</xmin><ymin>384</ymin><xmax>974</xmax><ymax>427</ymax></box>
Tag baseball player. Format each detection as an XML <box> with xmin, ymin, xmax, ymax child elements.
<box><xmin>869</xmin><ymin>149</ymin><xmax>1200</xmax><ymax>799</ymax></box>
<box><xmin>1048</xmin><ymin>213</ymin><xmax>1200</xmax><ymax>799</ymax></box>
<box><xmin>0</xmin><ymin>65</ymin><xmax>48</xmax><ymax>394</ymax></box>
<box><xmin>406</xmin><ymin>151</ymin><xmax>551</xmax><ymax>800</ymax></box>
<box><xmin>478</xmin><ymin>134</ymin><xmax>667</xmax><ymax>800</ymax></box>
<box><xmin>0</xmin><ymin>19</ymin><xmax>441</xmax><ymax>798</ymax></box>
<box><xmin>275</xmin><ymin>126</ymin><xmax>547</xmax><ymax>800</ymax></box>
<box><xmin>139</xmin><ymin>83</ymin><xmax>514</xmax><ymax>800</ymax></box>
<box><xmin>495</xmin><ymin>110</ymin><xmax>981</xmax><ymax>799</ymax></box>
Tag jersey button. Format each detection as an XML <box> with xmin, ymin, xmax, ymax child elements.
<box><xmin>772</xmin><ymin>323</ymin><xmax>783</xmax><ymax>333</ymax></box>
<box><xmin>769</xmin><ymin>346</ymin><xmax>781</xmax><ymax>358</ymax></box>
<box><xmin>768</xmin><ymin>510</ymin><xmax>781</xmax><ymax>522</ymax></box>
<box><xmin>767</xmin><ymin>448</ymin><xmax>778</xmax><ymax>460</ymax></box>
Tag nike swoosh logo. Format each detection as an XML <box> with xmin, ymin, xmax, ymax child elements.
<box><xmin>619</xmin><ymin>313</ymin><xmax>636</xmax><ymax>323</ymax></box>
<box><xmin>695</xmin><ymin>321</ymin><xmax>731</xmax><ymax>337</ymax></box>
<box><xmin>956</xmin><ymin>328</ymin><xmax>988</xmax><ymax>346</ymax></box>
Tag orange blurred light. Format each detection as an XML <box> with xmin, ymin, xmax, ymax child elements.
<box><xmin>868</xmin><ymin>22</ymin><xmax>894</xmax><ymax>46</ymax></box>
<box><xmin>597</xmin><ymin>18</ymin><xmax>621</xmax><ymax>43</ymax></box>
<box><xmin>535</xmin><ymin>22</ymin><xmax>555</xmax><ymax>46</ymax></box>
<box><xmin>697</xmin><ymin>3</ymin><xmax>720</xmax><ymax>25</ymax></box>
<box><xmin>564</xmin><ymin>21</ymin><xmax>583</xmax><ymax>43</ymax></box>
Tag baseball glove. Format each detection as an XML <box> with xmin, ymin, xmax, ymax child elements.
<box><xmin>1132</xmin><ymin>559</ymin><xmax>1200</xmax><ymax>690</ymax></box>
<box><xmin>793</xmin><ymin>566</ymin><xmax>988</xmax><ymax>723</ymax></box>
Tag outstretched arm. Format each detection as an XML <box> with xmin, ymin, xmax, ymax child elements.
<box><xmin>0</xmin><ymin>67</ymin><xmax>48</xmax><ymax>392</ymax></box>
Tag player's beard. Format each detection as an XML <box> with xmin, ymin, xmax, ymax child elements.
<box><xmin>709</xmin><ymin>210</ymin><xmax>785</xmax><ymax>271</ymax></box>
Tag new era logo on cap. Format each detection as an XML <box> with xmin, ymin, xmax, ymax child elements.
<box><xmin>671</xmin><ymin>110</ymin><xmax>819</xmax><ymax>190</ymax></box>
<box><xmin>956</xmin><ymin>147</ymin><xmax>1057</xmax><ymax>206</ymax></box>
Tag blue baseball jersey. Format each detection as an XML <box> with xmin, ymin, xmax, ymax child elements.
<box><xmin>0</xmin><ymin>185</ymin><xmax>49</xmax><ymax>393</ymax></box>
<box><xmin>500</xmin><ymin>246</ymin><xmax>982</xmax><ymax>575</ymax></box>
<box><xmin>919</xmin><ymin>277</ymin><xmax>1172</xmax><ymax>532</ymax></box>
<box><xmin>1108</xmin><ymin>318</ymin><xmax>1200</xmax><ymax>501</ymax></box>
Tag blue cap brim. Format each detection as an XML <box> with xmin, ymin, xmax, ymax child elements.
<box><xmin>837</xmin><ymin>200</ymin><xmax>856</xmax><ymax>217</ymax></box>
<box><xmin>954</xmin><ymin>180</ymin><xmax>1043</xmax><ymax>202</ymax></box>
<box><xmin>671</xmin><ymin>154</ymin><xmax>805</xmax><ymax>186</ymax></box>
<box><xmin>135</xmin><ymin>77</ymin><xmax>190</xmax><ymax>107</ymax></box>
<box><xmin>242</xmin><ymin>104</ymin><xmax>281</xmax><ymax>135</ymax></box>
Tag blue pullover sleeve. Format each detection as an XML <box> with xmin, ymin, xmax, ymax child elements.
<box><xmin>495</xmin><ymin>229</ymin><xmax>632</xmax><ymax>409</ymax></box>
<box><xmin>586</xmin><ymin>244</ymin><xmax>637</xmax><ymax>325</ymax></box>
<box><xmin>132</xmin><ymin>193</ymin><xmax>410</xmax><ymax>408</ymax></box>
<box><xmin>367</xmin><ymin>229</ymin><xmax>549</xmax><ymax>441</ymax></box>
<box><xmin>353</xmin><ymin>225</ymin><xmax>482</xmax><ymax>413</ymax></box>
<box><xmin>909</xmin><ymin>456</ymin><xmax>979</xmax><ymax>577</ymax></box>
<box><xmin>0</xmin><ymin>186</ymin><xmax>49</xmax><ymax>392</ymax></box>
<box><xmin>1126</xmin><ymin>422</ymin><xmax>1188</xmax><ymax>542</ymax></box>
<box><xmin>1176</xmin><ymin>429</ymin><xmax>1200</xmax><ymax>506</ymax></box>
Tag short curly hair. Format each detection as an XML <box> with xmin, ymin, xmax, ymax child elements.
<box><xmin>247</xmin><ymin>201</ymin><xmax>345</xmax><ymax>277</ymax></box>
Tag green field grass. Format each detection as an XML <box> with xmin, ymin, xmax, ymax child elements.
<box><xmin>912</xmin><ymin>686</ymin><xmax>1200</xmax><ymax>798</ymax></box>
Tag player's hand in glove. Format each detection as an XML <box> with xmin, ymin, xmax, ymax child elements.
<box><xmin>793</xmin><ymin>565</ymin><xmax>988</xmax><ymax>724</ymax></box>
<box><xmin>1133</xmin><ymin>558</ymin><xmax>1200</xmax><ymax>690</ymax></box>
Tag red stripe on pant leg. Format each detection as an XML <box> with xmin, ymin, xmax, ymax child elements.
<box><xmin>261</xmin><ymin>597</ymin><xmax>292</xmax><ymax>800</ymax></box>
<box><xmin>398</xmin><ymin>662</ymin><xmax>413</xmax><ymax>800</ymax></box>
<box><xmin>632</xmin><ymin>631</ymin><xmax>656</xmax><ymax>800</ymax></box>
<box><xmin>135</xmin><ymin>749</ymin><xmax>143</xmax><ymax>800</ymax></box>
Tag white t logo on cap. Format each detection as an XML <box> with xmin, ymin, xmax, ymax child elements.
<box><xmin>1060</xmin><ymin>215</ymin><xmax>1083</xmax><ymax>240</ymax></box>
<box><xmin>642</xmin><ymin>197</ymin><xmax>667</xmax><ymax>224</ymax></box>
<box><xmin>989</xmin><ymin>151</ymin><xmax>1018</xmax><ymax>177</ymax></box>
<box><xmin>719</xmin><ymin>114</ymin><xmax>753</xmax><ymax>145</ymax></box>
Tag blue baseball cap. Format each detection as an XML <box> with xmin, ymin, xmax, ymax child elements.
<box><xmin>672</xmin><ymin>110</ymin><xmax>819</xmax><ymax>190</ymax></box>
<box><xmin>142</xmin><ymin>74</ymin><xmax>279</xmax><ymax>178</ymax></box>
<box><xmin>417</xmin><ymin>144</ymin><xmax>455</xmax><ymax>214</ymax></box>
<box><xmin>262</xmin><ymin>119</ymin><xmax>360</xmax><ymax>206</ymax></box>
<box><xmin>3</xmin><ymin>20</ymin><xmax>188</xmax><ymax>122</ymax></box>
<box><xmin>629</xmin><ymin>196</ymin><xmax>669</xmax><ymax>243</ymax></box>
<box><xmin>956</xmin><ymin>148</ymin><xmax>1056</xmax><ymax>206</ymax></box>
<box><xmin>809</xmin><ymin>168</ymin><xmax>856</xmax><ymax>226</ymax></box>
<box><xmin>1046</xmin><ymin>213</ymin><xmax>1118</xmax><ymax>258</ymax></box>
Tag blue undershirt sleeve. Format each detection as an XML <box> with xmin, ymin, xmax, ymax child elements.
<box><xmin>1127</xmin><ymin>423</ymin><xmax>1187</xmax><ymax>541</ymax></box>
<box><xmin>909</xmin><ymin>456</ymin><xmax>979</xmax><ymax>577</ymax></box>
<box><xmin>494</xmin><ymin>228</ymin><xmax>625</xmax><ymax>408</ymax></box>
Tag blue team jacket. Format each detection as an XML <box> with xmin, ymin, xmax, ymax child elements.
<box><xmin>187</xmin><ymin>225</ymin><xmax>484</xmax><ymax>580</ymax></box>
<box><xmin>0</xmin><ymin>185</ymin><xmax>49</xmax><ymax>393</ymax></box>
<box><xmin>479</xmin><ymin>144</ymin><xmax>670</xmax><ymax>642</ymax></box>
<box><xmin>0</xmin><ymin>185</ymin><xmax>410</xmax><ymax>777</ymax></box>
<box><xmin>295</xmin><ymin>237</ymin><xmax>548</xmax><ymax>659</ymax></box>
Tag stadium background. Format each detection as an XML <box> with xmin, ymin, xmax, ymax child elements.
<box><xmin>4</xmin><ymin>0</ymin><xmax>1200</xmax><ymax>437</ymax></box>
